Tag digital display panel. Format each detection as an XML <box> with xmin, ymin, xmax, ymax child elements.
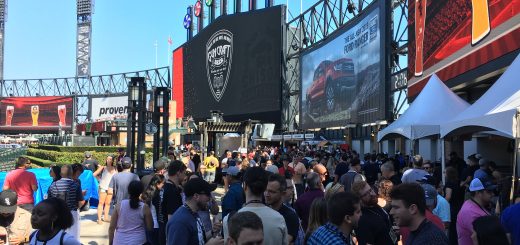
<box><xmin>300</xmin><ymin>0</ymin><xmax>389</xmax><ymax>129</ymax></box>
<box><xmin>407</xmin><ymin>0</ymin><xmax>520</xmax><ymax>97</ymax></box>
<box><xmin>181</xmin><ymin>6</ymin><xmax>284</xmax><ymax>124</ymax></box>
<box><xmin>0</xmin><ymin>96</ymin><xmax>74</xmax><ymax>132</ymax></box>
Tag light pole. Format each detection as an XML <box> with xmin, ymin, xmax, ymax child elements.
<box><xmin>127</xmin><ymin>79</ymin><xmax>139</xmax><ymax>168</ymax></box>
<box><xmin>152</xmin><ymin>87</ymin><xmax>171</xmax><ymax>162</ymax></box>
<box><xmin>127</xmin><ymin>77</ymin><xmax>146</xmax><ymax>173</ymax></box>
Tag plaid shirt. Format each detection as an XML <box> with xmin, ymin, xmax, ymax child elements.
<box><xmin>307</xmin><ymin>223</ymin><xmax>352</xmax><ymax>245</ymax></box>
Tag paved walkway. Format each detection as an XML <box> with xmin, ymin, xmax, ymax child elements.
<box><xmin>79</xmin><ymin>186</ymin><xmax>226</xmax><ymax>245</ymax></box>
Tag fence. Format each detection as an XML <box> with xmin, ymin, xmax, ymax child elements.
<box><xmin>0</xmin><ymin>148</ymin><xmax>27</xmax><ymax>171</ymax></box>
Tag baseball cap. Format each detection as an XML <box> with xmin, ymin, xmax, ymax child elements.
<box><xmin>0</xmin><ymin>190</ymin><xmax>18</xmax><ymax>213</ymax></box>
<box><xmin>84</xmin><ymin>151</ymin><xmax>92</xmax><ymax>158</ymax></box>
<box><xmin>421</xmin><ymin>184</ymin><xmax>437</xmax><ymax>206</ymax></box>
<box><xmin>478</xmin><ymin>158</ymin><xmax>489</xmax><ymax>167</ymax></box>
<box><xmin>184</xmin><ymin>178</ymin><xmax>217</xmax><ymax>197</ymax></box>
<box><xmin>121</xmin><ymin>157</ymin><xmax>133</xmax><ymax>169</ymax></box>
<box><xmin>153</xmin><ymin>159</ymin><xmax>167</xmax><ymax>171</ymax></box>
<box><xmin>469</xmin><ymin>178</ymin><xmax>497</xmax><ymax>192</ymax></box>
<box><xmin>227</xmin><ymin>166</ymin><xmax>241</xmax><ymax>176</ymax></box>
<box><xmin>266</xmin><ymin>165</ymin><xmax>279</xmax><ymax>174</ymax></box>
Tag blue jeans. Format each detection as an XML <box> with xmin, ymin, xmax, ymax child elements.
<box><xmin>204</xmin><ymin>170</ymin><xmax>216</xmax><ymax>183</ymax></box>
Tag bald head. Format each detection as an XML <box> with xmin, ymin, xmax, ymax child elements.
<box><xmin>313</xmin><ymin>164</ymin><xmax>328</xmax><ymax>182</ymax></box>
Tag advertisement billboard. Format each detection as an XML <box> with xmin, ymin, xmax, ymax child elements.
<box><xmin>300</xmin><ymin>0</ymin><xmax>389</xmax><ymax>129</ymax></box>
<box><xmin>408</xmin><ymin>0</ymin><xmax>520</xmax><ymax>97</ymax></box>
<box><xmin>0</xmin><ymin>96</ymin><xmax>74</xmax><ymax>132</ymax></box>
<box><xmin>179</xmin><ymin>6</ymin><xmax>284</xmax><ymax>124</ymax></box>
<box><xmin>89</xmin><ymin>96</ymin><xmax>129</xmax><ymax>121</ymax></box>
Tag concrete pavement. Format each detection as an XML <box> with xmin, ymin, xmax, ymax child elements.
<box><xmin>78</xmin><ymin>186</ymin><xmax>226</xmax><ymax>245</ymax></box>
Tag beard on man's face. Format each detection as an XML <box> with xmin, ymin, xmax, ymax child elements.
<box><xmin>0</xmin><ymin>213</ymin><xmax>15</xmax><ymax>227</ymax></box>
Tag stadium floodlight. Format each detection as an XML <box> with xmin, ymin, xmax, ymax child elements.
<box><xmin>77</xmin><ymin>0</ymin><xmax>92</xmax><ymax>15</ymax></box>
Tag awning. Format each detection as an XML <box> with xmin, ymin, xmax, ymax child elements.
<box><xmin>202</xmin><ymin>122</ymin><xmax>245</xmax><ymax>133</ymax></box>
<box><xmin>317</xmin><ymin>140</ymin><xmax>331</xmax><ymax>147</ymax></box>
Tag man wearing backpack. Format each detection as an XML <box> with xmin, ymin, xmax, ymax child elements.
<box><xmin>47</xmin><ymin>164</ymin><xmax>85</xmax><ymax>240</ymax></box>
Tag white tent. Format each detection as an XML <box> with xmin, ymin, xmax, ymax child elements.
<box><xmin>440</xmin><ymin>53</ymin><xmax>520</xmax><ymax>138</ymax></box>
<box><xmin>378</xmin><ymin>74</ymin><xmax>470</xmax><ymax>142</ymax></box>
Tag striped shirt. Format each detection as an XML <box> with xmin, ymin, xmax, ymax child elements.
<box><xmin>47</xmin><ymin>178</ymin><xmax>83</xmax><ymax>211</ymax></box>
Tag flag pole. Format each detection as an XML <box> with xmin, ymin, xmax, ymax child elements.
<box><xmin>154</xmin><ymin>40</ymin><xmax>158</xmax><ymax>69</ymax></box>
<box><xmin>168</xmin><ymin>36</ymin><xmax>172</xmax><ymax>67</ymax></box>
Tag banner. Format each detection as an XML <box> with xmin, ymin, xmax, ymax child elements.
<box><xmin>89</xmin><ymin>96</ymin><xmax>129</xmax><ymax>121</ymax></box>
<box><xmin>300</xmin><ymin>0</ymin><xmax>389</xmax><ymax>129</ymax></box>
<box><xmin>0</xmin><ymin>96</ymin><xmax>74</xmax><ymax>132</ymax></box>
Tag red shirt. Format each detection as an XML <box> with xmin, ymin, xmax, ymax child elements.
<box><xmin>4</xmin><ymin>169</ymin><xmax>37</xmax><ymax>205</ymax></box>
<box><xmin>400</xmin><ymin>209</ymin><xmax>444</xmax><ymax>243</ymax></box>
<box><xmin>278</xmin><ymin>166</ymin><xmax>295</xmax><ymax>176</ymax></box>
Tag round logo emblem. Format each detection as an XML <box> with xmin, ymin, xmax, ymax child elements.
<box><xmin>205</xmin><ymin>0</ymin><xmax>212</xmax><ymax>6</ymax></box>
<box><xmin>183</xmin><ymin>14</ymin><xmax>192</xmax><ymax>29</ymax></box>
<box><xmin>194</xmin><ymin>1</ymin><xmax>202</xmax><ymax>17</ymax></box>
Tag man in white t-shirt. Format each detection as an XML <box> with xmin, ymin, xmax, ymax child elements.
<box><xmin>223</xmin><ymin>167</ymin><xmax>288</xmax><ymax>245</ymax></box>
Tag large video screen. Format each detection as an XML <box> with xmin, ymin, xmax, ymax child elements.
<box><xmin>178</xmin><ymin>6</ymin><xmax>284</xmax><ymax>125</ymax></box>
<box><xmin>300</xmin><ymin>1</ymin><xmax>389</xmax><ymax>129</ymax></box>
<box><xmin>0</xmin><ymin>96</ymin><xmax>74</xmax><ymax>132</ymax></box>
<box><xmin>407</xmin><ymin>0</ymin><xmax>520</xmax><ymax>97</ymax></box>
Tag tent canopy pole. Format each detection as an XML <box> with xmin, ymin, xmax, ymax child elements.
<box><xmin>441</xmin><ymin>136</ymin><xmax>446</xmax><ymax>186</ymax></box>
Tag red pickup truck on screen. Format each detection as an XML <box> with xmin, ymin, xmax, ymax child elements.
<box><xmin>306</xmin><ymin>58</ymin><xmax>355</xmax><ymax>115</ymax></box>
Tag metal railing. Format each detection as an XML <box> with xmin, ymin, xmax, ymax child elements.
<box><xmin>0</xmin><ymin>148</ymin><xmax>26</xmax><ymax>171</ymax></box>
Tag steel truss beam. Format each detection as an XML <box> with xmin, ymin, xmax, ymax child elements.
<box><xmin>282</xmin><ymin>0</ymin><xmax>408</xmax><ymax>131</ymax></box>
<box><xmin>0</xmin><ymin>67</ymin><xmax>171</xmax><ymax>123</ymax></box>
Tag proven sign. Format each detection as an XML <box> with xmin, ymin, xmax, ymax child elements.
<box><xmin>90</xmin><ymin>96</ymin><xmax>129</xmax><ymax>121</ymax></box>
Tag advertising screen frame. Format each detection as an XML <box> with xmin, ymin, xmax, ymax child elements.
<box><xmin>299</xmin><ymin>0</ymin><xmax>391</xmax><ymax>129</ymax></box>
<box><xmin>88</xmin><ymin>94</ymin><xmax>129</xmax><ymax>121</ymax></box>
<box><xmin>0</xmin><ymin>96</ymin><xmax>75</xmax><ymax>133</ymax></box>
<box><xmin>179</xmin><ymin>5</ymin><xmax>285</xmax><ymax>125</ymax></box>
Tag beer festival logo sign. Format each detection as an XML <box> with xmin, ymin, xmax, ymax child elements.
<box><xmin>206</xmin><ymin>29</ymin><xmax>233</xmax><ymax>102</ymax></box>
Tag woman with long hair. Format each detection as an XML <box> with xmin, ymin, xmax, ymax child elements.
<box><xmin>109</xmin><ymin>180</ymin><xmax>153</xmax><ymax>245</ymax></box>
<box><xmin>471</xmin><ymin>215</ymin><xmax>510</xmax><ymax>245</ymax></box>
<box><xmin>29</xmin><ymin>197</ymin><xmax>81</xmax><ymax>244</ymax></box>
<box><xmin>49</xmin><ymin>165</ymin><xmax>62</xmax><ymax>182</ymax></box>
<box><xmin>304</xmin><ymin>197</ymin><xmax>328</xmax><ymax>244</ymax></box>
<box><xmin>93</xmin><ymin>154</ymin><xmax>117</xmax><ymax>224</ymax></box>
<box><xmin>141</xmin><ymin>175</ymin><xmax>165</xmax><ymax>245</ymax></box>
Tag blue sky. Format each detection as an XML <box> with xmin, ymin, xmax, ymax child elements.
<box><xmin>4</xmin><ymin>0</ymin><xmax>314</xmax><ymax>79</ymax></box>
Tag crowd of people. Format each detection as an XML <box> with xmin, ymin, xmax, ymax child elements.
<box><xmin>0</xmin><ymin>145</ymin><xmax>518</xmax><ymax>245</ymax></box>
